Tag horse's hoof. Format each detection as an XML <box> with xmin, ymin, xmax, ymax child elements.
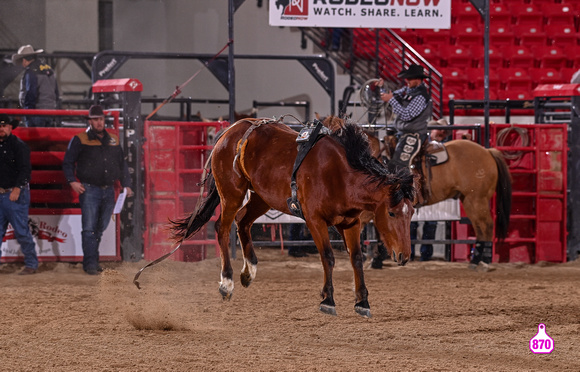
<box><xmin>240</xmin><ymin>271</ymin><xmax>252</xmax><ymax>287</ymax></box>
<box><xmin>218</xmin><ymin>287</ymin><xmax>232</xmax><ymax>300</ymax></box>
<box><xmin>319</xmin><ymin>304</ymin><xmax>337</xmax><ymax>316</ymax></box>
<box><xmin>355</xmin><ymin>306</ymin><xmax>372</xmax><ymax>318</ymax></box>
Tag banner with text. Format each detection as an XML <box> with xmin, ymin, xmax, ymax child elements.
<box><xmin>269</xmin><ymin>0</ymin><xmax>451</xmax><ymax>29</ymax></box>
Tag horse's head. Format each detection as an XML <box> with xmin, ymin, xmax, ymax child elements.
<box><xmin>373</xmin><ymin>197</ymin><xmax>414</xmax><ymax>266</ymax></box>
<box><xmin>373</xmin><ymin>168</ymin><xmax>416</xmax><ymax>266</ymax></box>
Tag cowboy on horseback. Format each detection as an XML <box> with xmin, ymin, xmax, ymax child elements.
<box><xmin>378</xmin><ymin>64</ymin><xmax>433</xmax><ymax>173</ymax></box>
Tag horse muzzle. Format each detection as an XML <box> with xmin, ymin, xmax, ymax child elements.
<box><xmin>393</xmin><ymin>252</ymin><xmax>409</xmax><ymax>266</ymax></box>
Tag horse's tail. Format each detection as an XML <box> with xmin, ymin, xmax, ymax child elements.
<box><xmin>169</xmin><ymin>172</ymin><xmax>221</xmax><ymax>242</ymax></box>
<box><xmin>489</xmin><ymin>148</ymin><xmax>512</xmax><ymax>240</ymax></box>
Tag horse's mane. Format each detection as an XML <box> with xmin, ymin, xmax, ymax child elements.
<box><xmin>327</xmin><ymin>119</ymin><xmax>415</xmax><ymax>206</ymax></box>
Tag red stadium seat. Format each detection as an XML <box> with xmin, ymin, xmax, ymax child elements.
<box><xmin>440</xmin><ymin>45</ymin><xmax>473</xmax><ymax>68</ymax></box>
<box><xmin>463</xmin><ymin>87</ymin><xmax>499</xmax><ymax>101</ymax></box>
<box><xmin>420</xmin><ymin>28</ymin><xmax>452</xmax><ymax>46</ymax></box>
<box><xmin>497</xmin><ymin>89</ymin><xmax>533</xmax><ymax>101</ymax></box>
<box><xmin>529</xmin><ymin>68</ymin><xmax>563</xmax><ymax>88</ymax></box>
<box><xmin>453</xmin><ymin>24</ymin><xmax>483</xmax><ymax>45</ymax></box>
<box><xmin>413</xmin><ymin>44</ymin><xmax>441</xmax><ymax>61</ymax></box>
<box><xmin>560</xmin><ymin>67</ymin><xmax>577</xmax><ymax>83</ymax></box>
<box><xmin>545</xmin><ymin>24</ymin><xmax>578</xmax><ymax>47</ymax></box>
<box><xmin>533</xmin><ymin>45</ymin><xmax>568</xmax><ymax>69</ymax></box>
<box><xmin>471</xmin><ymin>45</ymin><xmax>504</xmax><ymax>68</ymax></box>
<box><xmin>454</xmin><ymin>3</ymin><xmax>482</xmax><ymax>24</ymax></box>
<box><xmin>489</xmin><ymin>24</ymin><xmax>516</xmax><ymax>46</ymax></box>
<box><xmin>510</xmin><ymin>3</ymin><xmax>544</xmax><ymax>26</ymax></box>
<box><xmin>465</xmin><ymin>67</ymin><xmax>501</xmax><ymax>90</ymax></box>
<box><xmin>513</xmin><ymin>24</ymin><xmax>547</xmax><ymax>47</ymax></box>
<box><xmin>489</xmin><ymin>4</ymin><xmax>512</xmax><ymax>27</ymax></box>
<box><xmin>542</xmin><ymin>3</ymin><xmax>577</xmax><ymax>26</ymax></box>
<box><xmin>498</xmin><ymin>67</ymin><xmax>533</xmax><ymax>90</ymax></box>
<box><xmin>440</xmin><ymin>67</ymin><xmax>468</xmax><ymax>92</ymax></box>
<box><xmin>502</xmin><ymin>45</ymin><xmax>535</xmax><ymax>68</ymax></box>
<box><xmin>394</xmin><ymin>28</ymin><xmax>421</xmax><ymax>46</ymax></box>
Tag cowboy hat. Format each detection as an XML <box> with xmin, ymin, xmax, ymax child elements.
<box><xmin>0</xmin><ymin>114</ymin><xmax>20</xmax><ymax>129</ymax></box>
<box><xmin>11</xmin><ymin>45</ymin><xmax>44</xmax><ymax>64</ymax></box>
<box><xmin>88</xmin><ymin>105</ymin><xmax>105</xmax><ymax>118</ymax></box>
<box><xmin>397</xmin><ymin>64</ymin><xmax>430</xmax><ymax>80</ymax></box>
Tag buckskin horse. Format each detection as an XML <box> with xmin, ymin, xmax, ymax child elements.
<box><xmin>169</xmin><ymin>117</ymin><xmax>415</xmax><ymax>317</ymax></box>
<box><xmin>360</xmin><ymin>122</ymin><xmax>512</xmax><ymax>266</ymax></box>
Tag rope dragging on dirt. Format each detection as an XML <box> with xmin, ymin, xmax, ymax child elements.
<box><xmin>145</xmin><ymin>39</ymin><xmax>233</xmax><ymax>121</ymax></box>
<box><xmin>133</xmin><ymin>155</ymin><xmax>214</xmax><ymax>289</ymax></box>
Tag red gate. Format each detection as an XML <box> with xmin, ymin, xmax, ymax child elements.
<box><xmin>143</xmin><ymin>120</ymin><xmax>227</xmax><ymax>261</ymax></box>
<box><xmin>451</xmin><ymin>123</ymin><xmax>568</xmax><ymax>263</ymax></box>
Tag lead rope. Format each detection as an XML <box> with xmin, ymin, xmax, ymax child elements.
<box><xmin>133</xmin><ymin>154</ymin><xmax>213</xmax><ymax>289</ymax></box>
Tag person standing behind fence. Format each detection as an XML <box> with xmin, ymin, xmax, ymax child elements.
<box><xmin>0</xmin><ymin>114</ymin><xmax>39</xmax><ymax>275</ymax></box>
<box><xmin>62</xmin><ymin>105</ymin><xmax>133</xmax><ymax>275</ymax></box>
<box><xmin>11</xmin><ymin>45</ymin><xmax>59</xmax><ymax>127</ymax></box>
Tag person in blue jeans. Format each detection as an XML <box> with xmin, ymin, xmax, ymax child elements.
<box><xmin>63</xmin><ymin>105</ymin><xmax>133</xmax><ymax>275</ymax></box>
<box><xmin>0</xmin><ymin>114</ymin><xmax>38</xmax><ymax>274</ymax></box>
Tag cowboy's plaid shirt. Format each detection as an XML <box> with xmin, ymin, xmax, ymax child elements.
<box><xmin>387</xmin><ymin>85</ymin><xmax>428</xmax><ymax>122</ymax></box>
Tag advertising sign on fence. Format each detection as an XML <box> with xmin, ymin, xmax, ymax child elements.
<box><xmin>1</xmin><ymin>215</ymin><xmax>117</xmax><ymax>262</ymax></box>
<box><xmin>269</xmin><ymin>0</ymin><xmax>452</xmax><ymax>29</ymax></box>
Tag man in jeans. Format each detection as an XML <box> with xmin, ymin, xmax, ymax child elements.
<box><xmin>0</xmin><ymin>114</ymin><xmax>38</xmax><ymax>274</ymax></box>
<box><xmin>63</xmin><ymin>105</ymin><xmax>133</xmax><ymax>275</ymax></box>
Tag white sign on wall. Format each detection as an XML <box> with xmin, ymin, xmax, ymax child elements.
<box><xmin>269</xmin><ymin>0</ymin><xmax>452</xmax><ymax>29</ymax></box>
<box><xmin>0</xmin><ymin>214</ymin><xmax>117</xmax><ymax>261</ymax></box>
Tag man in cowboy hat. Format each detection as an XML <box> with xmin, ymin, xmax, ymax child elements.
<box><xmin>12</xmin><ymin>45</ymin><xmax>59</xmax><ymax>127</ymax></box>
<box><xmin>62</xmin><ymin>105</ymin><xmax>133</xmax><ymax>275</ymax></box>
<box><xmin>379</xmin><ymin>64</ymin><xmax>433</xmax><ymax>172</ymax></box>
<box><xmin>0</xmin><ymin>114</ymin><xmax>39</xmax><ymax>275</ymax></box>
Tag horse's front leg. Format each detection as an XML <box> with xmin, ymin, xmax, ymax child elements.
<box><xmin>306</xmin><ymin>219</ymin><xmax>336</xmax><ymax>316</ymax></box>
<box><xmin>235</xmin><ymin>192</ymin><xmax>270</xmax><ymax>288</ymax></box>
<box><xmin>342</xmin><ymin>224</ymin><xmax>371</xmax><ymax>318</ymax></box>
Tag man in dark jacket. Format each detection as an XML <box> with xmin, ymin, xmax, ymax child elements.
<box><xmin>63</xmin><ymin>105</ymin><xmax>133</xmax><ymax>275</ymax></box>
<box><xmin>12</xmin><ymin>45</ymin><xmax>59</xmax><ymax>127</ymax></box>
<box><xmin>0</xmin><ymin>114</ymin><xmax>38</xmax><ymax>274</ymax></box>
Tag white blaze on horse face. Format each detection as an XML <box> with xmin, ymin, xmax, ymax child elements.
<box><xmin>219</xmin><ymin>274</ymin><xmax>234</xmax><ymax>295</ymax></box>
<box><xmin>402</xmin><ymin>203</ymin><xmax>409</xmax><ymax>216</ymax></box>
<box><xmin>242</xmin><ymin>257</ymin><xmax>257</xmax><ymax>281</ymax></box>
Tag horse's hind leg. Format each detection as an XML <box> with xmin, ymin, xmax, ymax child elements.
<box><xmin>215</xmin><ymin>184</ymin><xmax>248</xmax><ymax>300</ymax></box>
<box><xmin>461</xmin><ymin>195</ymin><xmax>494</xmax><ymax>266</ymax></box>
<box><xmin>235</xmin><ymin>192</ymin><xmax>270</xmax><ymax>288</ymax></box>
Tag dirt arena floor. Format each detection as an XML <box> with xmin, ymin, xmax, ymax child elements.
<box><xmin>1</xmin><ymin>247</ymin><xmax>579</xmax><ymax>371</ymax></box>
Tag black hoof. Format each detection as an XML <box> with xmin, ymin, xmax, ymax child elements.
<box><xmin>319</xmin><ymin>303</ymin><xmax>337</xmax><ymax>316</ymax></box>
<box><xmin>354</xmin><ymin>300</ymin><xmax>371</xmax><ymax>318</ymax></box>
<box><xmin>240</xmin><ymin>272</ymin><xmax>252</xmax><ymax>288</ymax></box>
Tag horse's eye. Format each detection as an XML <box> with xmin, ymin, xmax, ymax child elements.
<box><xmin>388</xmin><ymin>212</ymin><xmax>395</xmax><ymax>218</ymax></box>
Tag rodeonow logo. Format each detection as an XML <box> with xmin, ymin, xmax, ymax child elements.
<box><xmin>276</xmin><ymin>0</ymin><xmax>308</xmax><ymax>20</ymax></box>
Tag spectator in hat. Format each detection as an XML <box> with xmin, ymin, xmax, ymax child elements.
<box><xmin>0</xmin><ymin>114</ymin><xmax>39</xmax><ymax>274</ymax></box>
<box><xmin>12</xmin><ymin>45</ymin><xmax>59</xmax><ymax>127</ymax></box>
<box><xmin>62</xmin><ymin>105</ymin><xmax>133</xmax><ymax>275</ymax></box>
<box><xmin>377</xmin><ymin>64</ymin><xmax>433</xmax><ymax>173</ymax></box>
